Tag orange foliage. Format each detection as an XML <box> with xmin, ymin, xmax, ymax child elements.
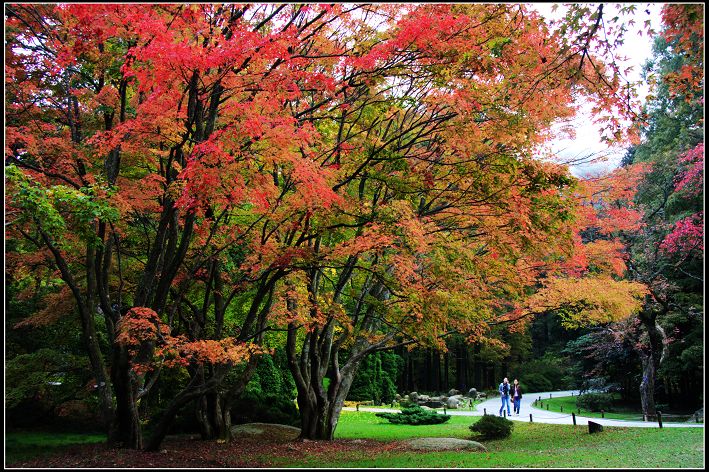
<box><xmin>116</xmin><ymin>307</ymin><xmax>263</xmax><ymax>374</ymax></box>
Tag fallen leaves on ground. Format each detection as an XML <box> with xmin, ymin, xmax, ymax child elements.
<box><xmin>8</xmin><ymin>434</ymin><xmax>410</xmax><ymax>468</ymax></box>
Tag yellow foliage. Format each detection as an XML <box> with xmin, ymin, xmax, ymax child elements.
<box><xmin>526</xmin><ymin>276</ymin><xmax>648</xmax><ymax>328</ymax></box>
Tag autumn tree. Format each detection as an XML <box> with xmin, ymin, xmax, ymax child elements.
<box><xmin>6</xmin><ymin>3</ymin><xmax>372</xmax><ymax>449</ymax></box>
<box><xmin>267</xmin><ymin>3</ymin><xmax>649</xmax><ymax>440</ymax></box>
<box><xmin>615</xmin><ymin>4</ymin><xmax>704</xmax><ymax>415</ymax></box>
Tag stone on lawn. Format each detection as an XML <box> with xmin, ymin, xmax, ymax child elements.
<box><xmin>446</xmin><ymin>397</ymin><xmax>460</xmax><ymax>409</ymax></box>
<box><xmin>588</xmin><ymin>421</ymin><xmax>603</xmax><ymax>434</ymax></box>
<box><xmin>403</xmin><ymin>437</ymin><xmax>487</xmax><ymax>452</ymax></box>
<box><xmin>690</xmin><ymin>408</ymin><xmax>703</xmax><ymax>423</ymax></box>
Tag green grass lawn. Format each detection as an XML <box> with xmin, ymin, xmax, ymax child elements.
<box><xmin>275</xmin><ymin>411</ymin><xmax>705</xmax><ymax>468</ymax></box>
<box><xmin>6</xmin><ymin>411</ymin><xmax>704</xmax><ymax>468</ymax></box>
<box><xmin>536</xmin><ymin>395</ymin><xmax>694</xmax><ymax>422</ymax></box>
<box><xmin>5</xmin><ymin>430</ymin><xmax>106</xmax><ymax>464</ymax></box>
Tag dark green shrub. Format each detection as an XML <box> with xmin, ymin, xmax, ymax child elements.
<box><xmin>469</xmin><ymin>414</ymin><xmax>514</xmax><ymax>440</ymax></box>
<box><xmin>231</xmin><ymin>391</ymin><xmax>300</xmax><ymax>427</ymax></box>
<box><xmin>376</xmin><ymin>405</ymin><xmax>450</xmax><ymax>425</ymax></box>
<box><xmin>576</xmin><ymin>392</ymin><xmax>615</xmax><ymax>412</ymax></box>
<box><xmin>521</xmin><ymin>373</ymin><xmax>553</xmax><ymax>393</ymax></box>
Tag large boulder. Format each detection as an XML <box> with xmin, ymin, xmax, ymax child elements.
<box><xmin>467</xmin><ymin>388</ymin><xmax>478</xmax><ymax>398</ymax></box>
<box><xmin>231</xmin><ymin>423</ymin><xmax>300</xmax><ymax>441</ymax></box>
<box><xmin>446</xmin><ymin>397</ymin><xmax>461</xmax><ymax>409</ymax></box>
<box><xmin>417</xmin><ymin>394</ymin><xmax>431</xmax><ymax>404</ymax></box>
<box><xmin>448</xmin><ymin>389</ymin><xmax>461</xmax><ymax>397</ymax></box>
<box><xmin>403</xmin><ymin>437</ymin><xmax>487</xmax><ymax>452</ymax></box>
<box><xmin>409</xmin><ymin>392</ymin><xmax>419</xmax><ymax>403</ymax></box>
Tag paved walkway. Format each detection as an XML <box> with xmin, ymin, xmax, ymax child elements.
<box><xmin>343</xmin><ymin>390</ymin><xmax>704</xmax><ymax>429</ymax></box>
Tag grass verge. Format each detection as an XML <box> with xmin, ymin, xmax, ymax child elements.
<box><xmin>5</xmin><ymin>430</ymin><xmax>106</xmax><ymax>464</ymax></box>
<box><xmin>537</xmin><ymin>395</ymin><xmax>696</xmax><ymax>422</ymax></box>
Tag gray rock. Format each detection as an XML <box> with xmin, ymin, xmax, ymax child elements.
<box><xmin>448</xmin><ymin>389</ymin><xmax>460</xmax><ymax>396</ymax></box>
<box><xmin>446</xmin><ymin>397</ymin><xmax>460</xmax><ymax>409</ymax></box>
<box><xmin>395</xmin><ymin>394</ymin><xmax>402</xmax><ymax>401</ymax></box>
<box><xmin>425</xmin><ymin>400</ymin><xmax>445</xmax><ymax>408</ymax></box>
<box><xmin>403</xmin><ymin>437</ymin><xmax>487</xmax><ymax>452</ymax></box>
<box><xmin>467</xmin><ymin>388</ymin><xmax>478</xmax><ymax>398</ymax></box>
<box><xmin>231</xmin><ymin>423</ymin><xmax>300</xmax><ymax>441</ymax></box>
<box><xmin>409</xmin><ymin>392</ymin><xmax>419</xmax><ymax>403</ymax></box>
<box><xmin>690</xmin><ymin>408</ymin><xmax>703</xmax><ymax>423</ymax></box>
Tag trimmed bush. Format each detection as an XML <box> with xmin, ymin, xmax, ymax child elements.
<box><xmin>376</xmin><ymin>405</ymin><xmax>451</xmax><ymax>425</ymax></box>
<box><xmin>469</xmin><ymin>414</ymin><xmax>514</xmax><ymax>440</ymax></box>
<box><xmin>576</xmin><ymin>392</ymin><xmax>615</xmax><ymax>412</ymax></box>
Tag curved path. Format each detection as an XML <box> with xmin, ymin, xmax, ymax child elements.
<box><xmin>344</xmin><ymin>390</ymin><xmax>703</xmax><ymax>428</ymax></box>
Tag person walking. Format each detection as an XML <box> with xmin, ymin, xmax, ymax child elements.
<box><xmin>512</xmin><ymin>379</ymin><xmax>522</xmax><ymax>415</ymax></box>
<box><xmin>498</xmin><ymin>377</ymin><xmax>511</xmax><ymax>416</ymax></box>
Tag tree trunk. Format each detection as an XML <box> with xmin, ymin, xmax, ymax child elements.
<box><xmin>637</xmin><ymin>306</ymin><xmax>667</xmax><ymax>417</ymax></box>
<box><xmin>196</xmin><ymin>394</ymin><xmax>213</xmax><ymax>439</ymax></box>
<box><xmin>444</xmin><ymin>349</ymin><xmax>449</xmax><ymax>391</ymax></box>
<box><xmin>639</xmin><ymin>353</ymin><xmax>656</xmax><ymax>416</ymax></box>
<box><xmin>144</xmin><ymin>367</ymin><xmax>228</xmax><ymax>451</ymax></box>
<box><xmin>295</xmin><ymin>356</ymin><xmax>360</xmax><ymax>440</ymax></box>
<box><xmin>110</xmin><ymin>345</ymin><xmax>142</xmax><ymax>449</ymax></box>
<box><xmin>195</xmin><ymin>391</ymin><xmax>233</xmax><ymax>441</ymax></box>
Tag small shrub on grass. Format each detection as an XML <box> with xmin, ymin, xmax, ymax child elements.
<box><xmin>375</xmin><ymin>405</ymin><xmax>450</xmax><ymax>425</ymax></box>
<box><xmin>469</xmin><ymin>414</ymin><xmax>513</xmax><ymax>440</ymax></box>
<box><xmin>576</xmin><ymin>392</ymin><xmax>614</xmax><ymax>412</ymax></box>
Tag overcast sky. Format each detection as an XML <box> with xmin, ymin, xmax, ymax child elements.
<box><xmin>531</xmin><ymin>3</ymin><xmax>666</xmax><ymax>178</ymax></box>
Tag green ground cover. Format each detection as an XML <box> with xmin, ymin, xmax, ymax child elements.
<box><xmin>282</xmin><ymin>411</ymin><xmax>705</xmax><ymax>468</ymax></box>
<box><xmin>5</xmin><ymin>430</ymin><xmax>106</xmax><ymax>464</ymax></box>
<box><xmin>537</xmin><ymin>395</ymin><xmax>695</xmax><ymax>422</ymax></box>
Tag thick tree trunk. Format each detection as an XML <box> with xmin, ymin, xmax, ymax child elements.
<box><xmin>196</xmin><ymin>391</ymin><xmax>232</xmax><ymax>441</ymax></box>
<box><xmin>144</xmin><ymin>366</ymin><xmax>229</xmax><ymax>451</ymax></box>
<box><xmin>110</xmin><ymin>345</ymin><xmax>142</xmax><ymax>449</ymax></box>
<box><xmin>296</xmin><ymin>360</ymin><xmax>359</xmax><ymax>440</ymax></box>
<box><xmin>639</xmin><ymin>353</ymin><xmax>656</xmax><ymax>416</ymax></box>
<box><xmin>637</xmin><ymin>305</ymin><xmax>667</xmax><ymax>417</ymax></box>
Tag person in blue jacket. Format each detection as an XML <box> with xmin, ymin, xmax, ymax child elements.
<box><xmin>498</xmin><ymin>377</ymin><xmax>511</xmax><ymax>416</ymax></box>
